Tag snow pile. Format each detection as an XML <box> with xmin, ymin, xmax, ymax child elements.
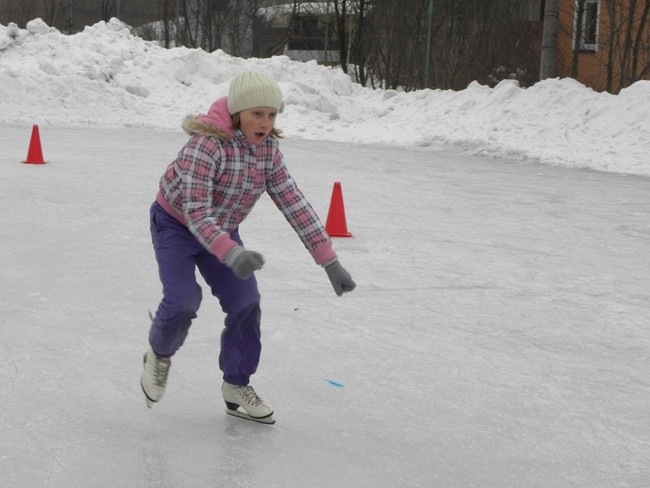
<box><xmin>1</xmin><ymin>18</ymin><xmax>649</xmax><ymax>176</ymax></box>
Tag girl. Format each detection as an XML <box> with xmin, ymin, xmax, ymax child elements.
<box><xmin>141</xmin><ymin>70</ymin><xmax>356</xmax><ymax>424</ymax></box>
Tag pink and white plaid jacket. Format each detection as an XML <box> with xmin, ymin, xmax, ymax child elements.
<box><xmin>155</xmin><ymin>114</ymin><xmax>335</xmax><ymax>266</ymax></box>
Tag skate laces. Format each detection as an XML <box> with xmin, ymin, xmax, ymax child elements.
<box><xmin>238</xmin><ymin>386</ymin><xmax>263</xmax><ymax>407</ymax></box>
<box><xmin>151</xmin><ymin>355</ymin><xmax>171</xmax><ymax>388</ymax></box>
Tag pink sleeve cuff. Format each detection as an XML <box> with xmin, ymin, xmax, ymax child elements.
<box><xmin>311</xmin><ymin>242</ymin><xmax>337</xmax><ymax>266</ymax></box>
<box><xmin>209</xmin><ymin>234</ymin><xmax>239</xmax><ymax>262</ymax></box>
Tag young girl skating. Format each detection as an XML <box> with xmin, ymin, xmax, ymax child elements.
<box><xmin>141</xmin><ymin>70</ymin><xmax>356</xmax><ymax>424</ymax></box>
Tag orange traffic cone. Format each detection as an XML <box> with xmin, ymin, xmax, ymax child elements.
<box><xmin>325</xmin><ymin>182</ymin><xmax>352</xmax><ymax>237</ymax></box>
<box><xmin>23</xmin><ymin>125</ymin><xmax>46</xmax><ymax>164</ymax></box>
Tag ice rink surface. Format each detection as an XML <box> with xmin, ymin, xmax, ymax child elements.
<box><xmin>1</xmin><ymin>125</ymin><xmax>649</xmax><ymax>487</ymax></box>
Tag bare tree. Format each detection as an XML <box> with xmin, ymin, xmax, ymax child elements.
<box><xmin>41</xmin><ymin>0</ymin><xmax>63</xmax><ymax>26</ymax></box>
<box><xmin>630</xmin><ymin>0</ymin><xmax>650</xmax><ymax>84</ymax></box>
<box><xmin>604</xmin><ymin>0</ymin><xmax>620</xmax><ymax>90</ymax></box>
<box><xmin>366</xmin><ymin>0</ymin><xmax>429</xmax><ymax>89</ymax></box>
<box><xmin>202</xmin><ymin>0</ymin><xmax>225</xmax><ymax>52</ymax></box>
<box><xmin>332</xmin><ymin>0</ymin><xmax>348</xmax><ymax>73</ymax></box>
<box><xmin>251</xmin><ymin>0</ymin><xmax>301</xmax><ymax>58</ymax></box>
<box><xmin>365</xmin><ymin>0</ymin><xmax>541</xmax><ymax>91</ymax></box>
<box><xmin>607</xmin><ymin>0</ymin><xmax>650</xmax><ymax>90</ymax></box>
<box><xmin>98</xmin><ymin>0</ymin><xmax>117</xmax><ymax>21</ymax></box>
<box><xmin>177</xmin><ymin>0</ymin><xmax>200</xmax><ymax>47</ymax></box>
<box><xmin>161</xmin><ymin>0</ymin><xmax>173</xmax><ymax>48</ymax></box>
<box><xmin>350</xmin><ymin>0</ymin><xmax>368</xmax><ymax>85</ymax></box>
<box><xmin>620</xmin><ymin>0</ymin><xmax>650</xmax><ymax>87</ymax></box>
<box><xmin>571</xmin><ymin>0</ymin><xmax>586</xmax><ymax>79</ymax></box>
<box><xmin>3</xmin><ymin>0</ymin><xmax>46</xmax><ymax>27</ymax></box>
<box><xmin>595</xmin><ymin>0</ymin><xmax>649</xmax><ymax>92</ymax></box>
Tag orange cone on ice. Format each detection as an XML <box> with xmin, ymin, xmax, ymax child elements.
<box><xmin>23</xmin><ymin>125</ymin><xmax>46</xmax><ymax>164</ymax></box>
<box><xmin>325</xmin><ymin>182</ymin><xmax>352</xmax><ymax>237</ymax></box>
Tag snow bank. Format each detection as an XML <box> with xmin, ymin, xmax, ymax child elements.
<box><xmin>1</xmin><ymin>18</ymin><xmax>648</xmax><ymax>176</ymax></box>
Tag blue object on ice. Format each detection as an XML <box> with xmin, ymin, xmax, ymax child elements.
<box><xmin>326</xmin><ymin>379</ymin><xmax>344</xmax><ymax>388</ymax></box>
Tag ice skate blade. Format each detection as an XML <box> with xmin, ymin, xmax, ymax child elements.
<box><xmin>225</xmin><ymin>408</ymin><xmax>275</xmax><ymax>425</ymax></box>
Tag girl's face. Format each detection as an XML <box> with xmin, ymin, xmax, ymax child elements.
<box><xmin>238</xmin><ymin>107</ymin><xmax>277</xmax><ymax>145</ymax></box>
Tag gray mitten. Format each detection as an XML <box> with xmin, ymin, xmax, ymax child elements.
<box><xmin>224</xmin><ymin>245</ymin><xmax>264</xmax><ymax>279</ymax></box>
<box><xmin>324</xmin><ymin>259</ymin><xmax>356</xmax><ymax>296</ymax></box>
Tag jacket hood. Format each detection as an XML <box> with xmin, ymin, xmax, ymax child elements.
<box><xmin>183</xmin><ymin>96</ymin><xmax>235</xmax><ymax>140</ymax></box>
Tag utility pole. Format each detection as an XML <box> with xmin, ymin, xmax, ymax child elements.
<box><xmin>116</xmin><ymin>0</ymin><xmax>122</xmax><ymax>19</ymax></box>
<box><xmin>423</xmin><ymin>0</ymin><xmax>434</xmax><ymax>87</ymax></box>
<box><xmin>539</xmin><ymin>0</ymin><xmax>559</xmax><ymax>80</ymax></box>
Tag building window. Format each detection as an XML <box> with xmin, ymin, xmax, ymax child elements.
<box><xmin>576</xmin><ymin>0</ymin><xmax>599</xmax><ymax>51</ymax></box>
<box><xmin>288</xmin><ymin>15</ymin><xmax>328</xmax><ymax>50</ymax></box>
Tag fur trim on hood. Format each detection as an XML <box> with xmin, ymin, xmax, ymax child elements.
<box><xmin>181</xmin><ymin>116</ymin><xmax>232</xmax><ymax>141</ymax></box>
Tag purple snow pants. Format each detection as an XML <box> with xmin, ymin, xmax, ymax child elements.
<box><xmin>148</xmin><ymin>201</ymin><xmax>262</xmax><ymax>386</ymax></box>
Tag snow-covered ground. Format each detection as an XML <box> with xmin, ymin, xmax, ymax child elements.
<box><xmin>1</xmin><ymin>17</ymin><xmax>649</xmax><ymax>176</ymax></box>
<box><xmin>1</xmin><ymin>18</ymin><xmax>649</xmax><ymax>488</ymax></box>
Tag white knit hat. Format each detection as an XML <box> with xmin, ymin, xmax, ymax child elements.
<box><xmin>227</xmin><ymin>70</ymin><xmax>284</xmax><ymax>115</ymax></box>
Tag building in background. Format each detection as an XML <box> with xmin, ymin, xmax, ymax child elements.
<box><xmin>556</xmin><ymin>0</ymin><xmax>649</xmax><ymax>92</ymax></box>
<box><xmin>258</xmin><ymin>2</ymin><xmax>340</xmax><ymax>64</ymax></box>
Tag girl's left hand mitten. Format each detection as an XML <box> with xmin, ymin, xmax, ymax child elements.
<box><xmin>224</xmin><ymin>245</ymin><xmax>265</xmax><ymax>279</ymax></box>
<box><xmin>324</xmin><ymin>259</ymin><xmax>356</xmax><ymax>296</ymax></box>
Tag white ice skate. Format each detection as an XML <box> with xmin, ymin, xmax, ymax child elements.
<box><xmin>141</xmin><ymin>346</ymin><xmax>171</xmax><ymax>408</ymax></box>
<box><xmin>221</xmin><ymin>382</ymin><xmax>275</xmax><ymax>424</ymax></box>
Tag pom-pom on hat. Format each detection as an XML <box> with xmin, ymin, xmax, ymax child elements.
<box><xmin>227</xmin><ymin>70</ymin><xmax>284</xmax><ymax>115</ymax></box>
